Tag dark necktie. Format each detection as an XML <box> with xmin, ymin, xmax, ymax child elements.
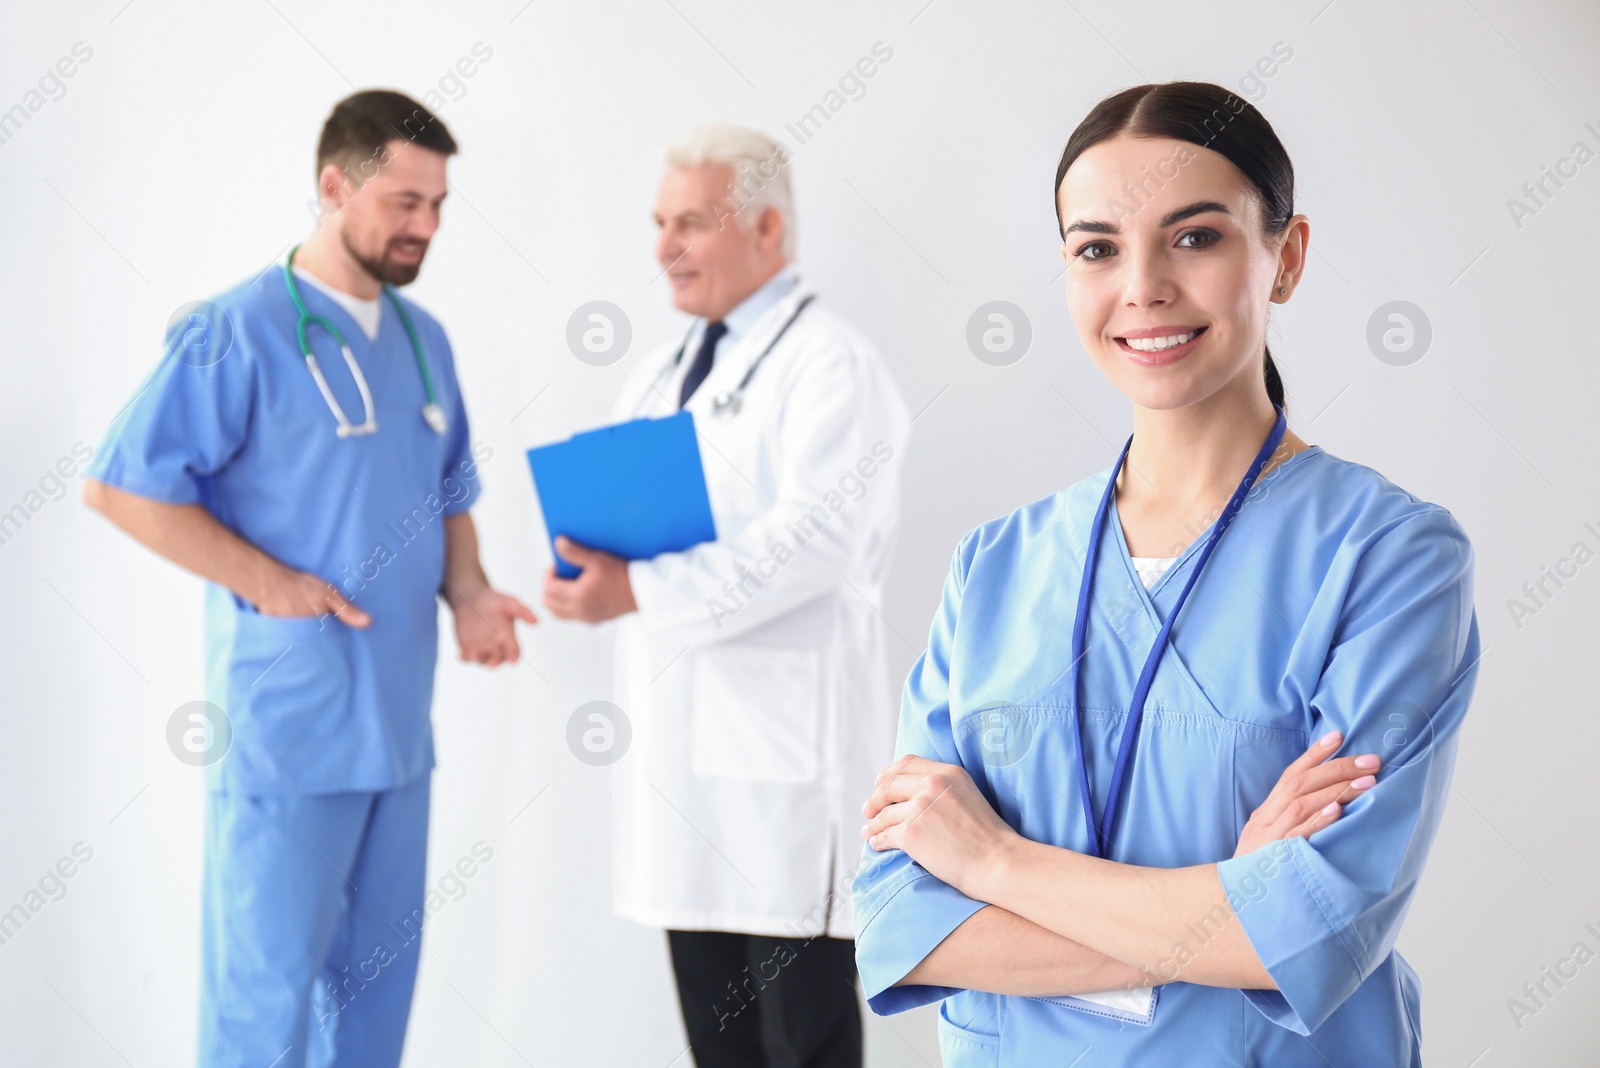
<box><xmin>678</xmin><ymin>320</ymin><xmax>728</xmax><ymax>408</ymax></box>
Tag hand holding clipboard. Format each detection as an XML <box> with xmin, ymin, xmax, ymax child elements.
<box><xmin>526</xmin><ymin>411</ymin><xmax>718</xmax><ymax>578</ymax></box>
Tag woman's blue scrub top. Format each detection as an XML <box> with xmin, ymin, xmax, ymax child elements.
<box><xmin>853</xmin><ymin>446</ymin><xmax>1479</xmax><ymax>1066</ymax></box>
<box><xmin>88</xmin><ymin>270</ymin><xmax>481</xmax><ymax>796</ymax></box>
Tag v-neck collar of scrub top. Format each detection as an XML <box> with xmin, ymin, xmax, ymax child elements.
<box><xmin>1111</xmin><ymin>443</ymin><xmax>1325</xmax><ymax>605</ymax></box>
<box><xmin>291</xmin><ymin>265</ymin><xmax>385</xmax><ymax>342</ymax></box>
<box><xmin>284</xmin><ymin>262</ymin><xmax>395</xmax><ymax>391</ymax></box>
<box><xmin>1062</xmin><ymin>443</ymin><xmax>1325</xmax><ymax>717</ymax></box>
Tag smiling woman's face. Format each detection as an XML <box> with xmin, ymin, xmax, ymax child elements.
<box><xmin>1058</xmin><ymin>135</ymin><xmax>1289</xmax><ymax>413</ymax></box>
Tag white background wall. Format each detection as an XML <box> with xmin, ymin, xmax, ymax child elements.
<box><xmin>2</xmin><ymin>0</ymin><xmax>1597</xmax><ymax>1064</ymax></box>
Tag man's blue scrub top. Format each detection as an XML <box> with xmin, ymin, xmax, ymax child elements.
<box><xmin>853</xmin><ymin>447</ymin><xmax>1480</xmax><ymax>1065</ymax></box>
<box><xmin>89</xmin><ymin>268</ymin><xmax>482</xmax><ymax>795</ymax></box>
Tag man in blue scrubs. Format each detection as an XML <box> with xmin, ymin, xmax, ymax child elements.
<box><xmin>82</xmin><ymin>90</ymin><xmax>535</xmax><ymax>1067</ymax></box>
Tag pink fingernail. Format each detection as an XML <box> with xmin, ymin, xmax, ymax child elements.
<box><xmin>1352</xmin><ymin>775</ymin><xmax>1376</xmax><ymax>790</ymax></box>
<box><xmin>1321</xmin><ymin>802</ymin><xmax>1340</xmax><ymax>817</ymax></box>
<box><xmin>1319</xmin><ymin>730</ymin><xmax>1341</xmax><ymax>747</ymax></box>
<box><xmin>1355</xmin><ymin>754</ymin><xmax>1380</xmax><ymax>770</ymax></box>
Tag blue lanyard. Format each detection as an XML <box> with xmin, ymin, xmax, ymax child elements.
<box><xmin>1069</xmin><ymin>405</ymin><xmax>1287</xmax><ymax>859</ymax></box>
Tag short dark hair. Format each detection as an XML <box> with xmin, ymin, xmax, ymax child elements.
<box><xmin>316</xmin><ymin>89</ymin><xmax>458</xmax><ymax>183</ymax></box>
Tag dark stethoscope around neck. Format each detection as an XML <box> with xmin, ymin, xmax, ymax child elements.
<box><xmin>654</xmin><ymin>292</ymin><xmax>816</xmax><ymax>418</ymax></box>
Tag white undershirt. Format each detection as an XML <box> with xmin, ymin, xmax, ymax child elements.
<box><xmin>292</xmin><ymin>265</ymin><xmax>382</xmax><ymax>341</ymax></box>
<box><xmin>1130</xmin><ymin>555</ymin><xmax>1178</xmax><ymax>590</ymax></box>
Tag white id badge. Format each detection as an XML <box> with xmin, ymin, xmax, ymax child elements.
<box><xmin>1029</xmin><ymin>984</ymin><xmax>1158</xmax><ymax>1026</ymax></box>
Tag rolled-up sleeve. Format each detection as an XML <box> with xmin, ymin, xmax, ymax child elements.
<box><xmin>1216</xmin><ymin>507</ymin><xmax>1480</xmax><ymax>1034</ymax></box>
<box><xmin>853</xmin><ymin>531</ymin><xmax>988</xmax><ymax>1015</ymax></box>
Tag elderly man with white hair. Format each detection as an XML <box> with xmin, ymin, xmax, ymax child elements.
<box><xmin>542</xmin><ymin>124</ymin><xmax>910</xmax><ymax>1067</ymax></box>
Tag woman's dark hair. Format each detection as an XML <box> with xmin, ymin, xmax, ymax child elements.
<box><xmin>1054</xmin><ymin>81</ymin><xmax>1293</xmax><ymax>412</ymax></box>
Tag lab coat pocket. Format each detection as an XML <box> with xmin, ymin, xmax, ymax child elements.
<box><xmin>690</xmin><ymin>642</ymin><xmax>820</xmax><ymax>783</ymax></box>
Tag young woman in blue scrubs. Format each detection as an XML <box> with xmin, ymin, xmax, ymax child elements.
<box><xmin>853</xmin><ymin>81</ymin><xmax>1479</xmax><ymax>1065</ymax></box>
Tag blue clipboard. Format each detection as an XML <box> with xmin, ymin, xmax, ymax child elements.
<box><xmin>526</xmin><ymin>410</ymin><xmax>718</xmax><ymax>578</ymax></box>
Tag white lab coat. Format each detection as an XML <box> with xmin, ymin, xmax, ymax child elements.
<box><xmin>610</xmin><ymin>277</ymin><xmax>910</xmax><ymax>939</ymax></box>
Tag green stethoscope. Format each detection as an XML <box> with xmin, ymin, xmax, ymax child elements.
<box><xmin>282</xmin><ymin>244</ymin><xmax>447</xmax><ymax>438</ymax></box>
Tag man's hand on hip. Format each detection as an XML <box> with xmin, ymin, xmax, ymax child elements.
<box><xmin>255</xmin><ymin>566</ymin><xmax>372</xmax><ymax>628</ymax></box>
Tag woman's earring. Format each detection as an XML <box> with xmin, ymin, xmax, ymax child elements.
<box><xmin>1278</xmin><ymin>286</ymin><xmax>1287</xmax><ymax>295</ymax></box>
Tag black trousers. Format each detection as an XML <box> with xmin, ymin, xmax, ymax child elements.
<box><xmin>666</xmin><ymin>929</ymin><xmax>863</xmax><ymax>1068</ymax></box>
